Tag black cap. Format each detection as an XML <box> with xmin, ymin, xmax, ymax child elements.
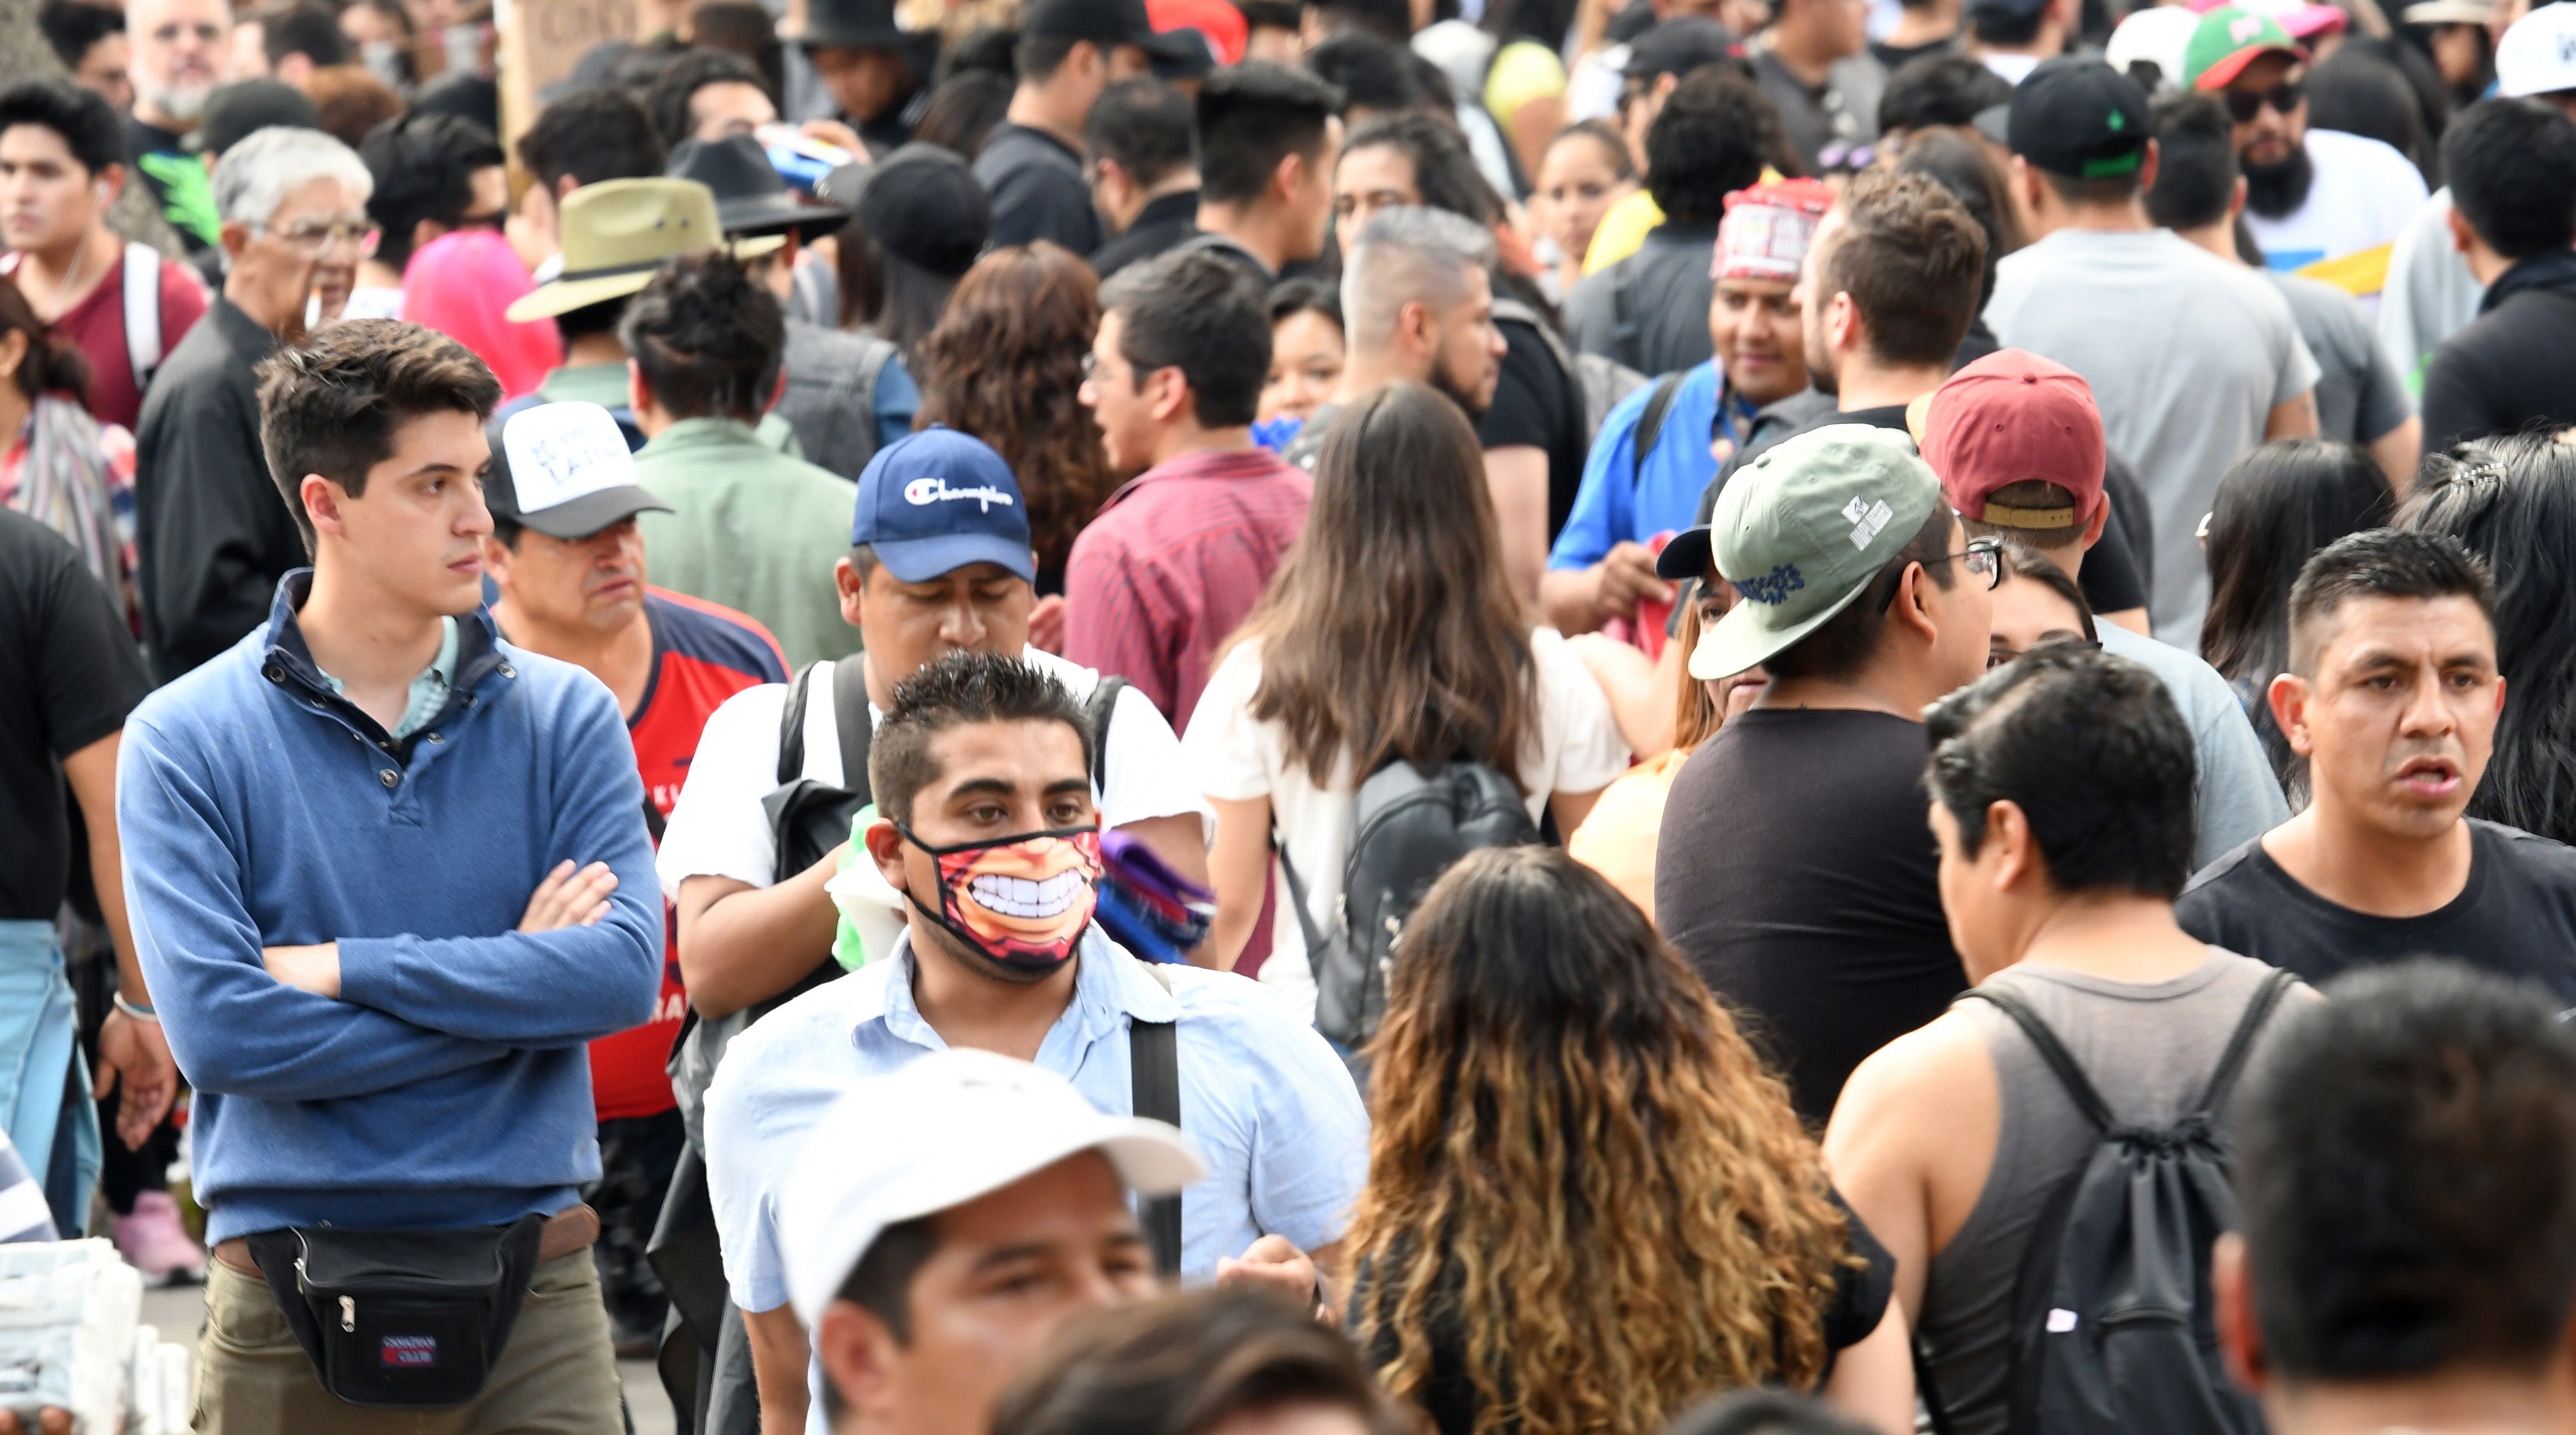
<box><xmin>1964</xmin><ymin>0</ymin><xmax>2047</xmax><ymax>18</ymax></box>
<box><xmin>802</xmin><ymin>0</ymin><xmax>909</xmax><ymax>49</ymax></box>
<box><xmin>190</xmin><ymin>80</ymin><xmax>319</xmax><ymax>156</ymax></box>
<box><xmin>853</xmin><ymin>143</ymin><xmax>991</xmax><ymax>277</ymax></box>
<box><xmin>1656</xmin><ymin>525</ymin><xmax>1714</xmax><ymax>582</ymax></box>
<box><xmin>1623</xmin><ymin>16</ymin><xmax>1740</xmax><ymax>80</ymax></box>
<box><xmin>1024</xmin><ymin>0</ymin><xmax>1200</xmax><ymax>63</ymax></box>
<box><xmin>668</xmin><ymin>134</ymin><xmax>848</xmax><ymax>238</ymax></box>
<box><xmin>2004</xmin><ymin>55</ymin><xmax>2151</xmax><ymax>179</ymax></box>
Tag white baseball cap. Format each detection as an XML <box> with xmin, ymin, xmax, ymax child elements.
<box><xmin>778</xmin><ymin>1050</ymin><xmax>1208</xmax><ymax>1329</ymax></box>
<box><xmin>2105</xmin><ymin>5</ymin><xmax>2203</xmax><ymax>91</ymax></box>
<box><xmin>483</xmin><ymin>401</ymin><xmax>673</xmax><ymax>541</ymax></box>
<box><xmin>2497</xmin><ymin>2</ymin><xmax>2576</xmax><ymax>98</ymax></box>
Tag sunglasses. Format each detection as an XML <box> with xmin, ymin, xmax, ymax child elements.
<box><xmin>2223</xmin><ymin>79</ymin><xmax>2304</xmax><ymax>122</ymax></box>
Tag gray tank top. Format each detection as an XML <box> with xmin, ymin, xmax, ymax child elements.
<box><xmin>1917</xmin><ymin>949</ymin><xmax>2283</xmax><ymax>1435</ymax></box>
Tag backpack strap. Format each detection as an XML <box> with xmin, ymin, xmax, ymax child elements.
<box><xmin>1960</xmin><ymin>986</ymin><xmax>2118</xmax><ymax>1133</ymax></box>
<box><xmin>1609</xmin><ymin>257</ymin><xmax>1645</xmax><ymax>373</ymax></box>
<box><xmin>776</xmin><ymin>662</ymin><xmax>821</xmax><ymax>784</ymax></box>
<box><xmin>1270</xmin><ymin>835</ymin><xmax>1334</xmax><ymax>967</ymax></box>
<box><xmin>2191</xmin><ymin>967</ymin><xmax>2299</xmax><ymax>1116</ymax></box>
<box><xmin>1084</xmin><ymin>676</ymin><xmax>1126</xmax><ymax>797</ymax></box>
<box><xmin>1129</xmin><ymin>960</ymin><xmax>1183</xmax><ymax>1276</ymax></box>
<box><xmin>1631</xmin><ymin>372</ymin><xmax>1687</xmax><ymax>487</ymax></box>
<box><xmin>123</xmin><ymin>242</ymin><xmax>162</xmax><ymax>395</ymax></box>
<box><xmin>831</xmin><ymin>654</ymin><xmax>874</xmax><ymax>805</ymax></box>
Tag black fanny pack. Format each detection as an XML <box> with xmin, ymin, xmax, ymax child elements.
<box><xmin>244</xmin><ymin>1215</ymin><xmax>544</xmax><ymax>1408</ymax></box>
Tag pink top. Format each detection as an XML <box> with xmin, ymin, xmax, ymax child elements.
<box><xmin>400</xmin><ymin>231</ymin><xmax>563</xmax><ymax>401</ymax></box>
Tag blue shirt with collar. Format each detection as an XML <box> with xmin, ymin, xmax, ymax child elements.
<box><xmin>702</xmin><ymin>925</ymin><xmax>1368</xmax><ymax>1316</ymax></box>
<box><xmin>116</xmin><ymin>572</ymin><xmax>664</xmax><ymax>1243</ymax></box>
<box><xmin>1548</xmin><ymin>361</ymin><xmax>1752</xmax><ymax>572</ymax></box>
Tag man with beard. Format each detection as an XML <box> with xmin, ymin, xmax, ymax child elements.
<box><xmin>1279</xmin><ymin>206</ymin><xmax>1509</xmax><ymax>526</ymax></box>
<box><xmin>122</xmin><ymin>0</ymin><xmax>233</xmax><ymax>254</ymax></box>
<box><xmin>2183</xmin><ymin>7</ymin><xmax>2425</xmax><ymax>302</ymax></box>
<box><xmin>1067</xmin><ymin>250</ymin><xmax>1311</xmax><ymax>731</ymax></box>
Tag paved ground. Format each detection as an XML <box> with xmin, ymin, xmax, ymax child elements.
<box><xmin>139</xmin><ymin>1281</ymin><xmax>679</xmax><ymax>1434</ymax></box>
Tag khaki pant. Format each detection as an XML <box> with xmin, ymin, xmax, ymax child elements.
<box><xmin>194</xmin><ymin>1249</ymin><xmax>624</xmax><ymax>1434</ymax></box>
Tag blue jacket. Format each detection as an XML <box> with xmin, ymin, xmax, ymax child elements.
<box><xmin>118</xmin><ymin>574</ymin><xmax>661</xmax><ymax>1242</ymax></box>
<box><xmin>1548</xmin><ymin>362</ymin><xmax>1752</xmax><ymax>572</ymax></box>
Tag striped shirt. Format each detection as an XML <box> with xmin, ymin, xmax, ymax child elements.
<box><xmin>1062</xmin><ymin>447</ymin><xmax>1311</xmax><ymax>732</ymax></box>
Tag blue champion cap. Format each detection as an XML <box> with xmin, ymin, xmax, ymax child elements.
<box><xmin>852</xmin><ymin>428</ymin><xmax>1036</xmax><ymax>583</ymax></box>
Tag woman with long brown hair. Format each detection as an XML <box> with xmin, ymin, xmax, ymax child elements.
<box><xmin>1179</xmin><ymin>383</ymin><xmax>1631</xmax><ymax>1016</ymax></box>
<box><xmin>913</xmin><ymin>242</ymin><xmax>1117</xmax><ymax>605</ymax></box>
<box><xmin>1346</xmin><ymin>846</ymin><xmax>1913</xmax><ymax>1435</ymax></box>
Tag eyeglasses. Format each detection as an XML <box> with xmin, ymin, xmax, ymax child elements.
<box><xmin>261</xmin><ymin>219</ymin><xmax>381</xmax><ymax>257</ymax></box>
<box><xmin>2223</xmin><ymin>80</ymin><xmax>2304</xmax><ymax>123</ymax></box>
<box><xmin>1880</xmin><ymin>535</ymin><xmax>2004</xmax><ymax>612</ymax></box>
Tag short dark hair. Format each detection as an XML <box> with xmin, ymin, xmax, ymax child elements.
<box><xmin>1014</xmin><ymin>31</ymin><xmax>1086</xmax><ymax>85</ymax></box>
<box><xmin>37</xmin><ymin>1</ymin><xmax>123</xmax><ymax>75</ymax></box>
<box><xmin>2144</xmin><ymin>93</ymin><xmax>2236</xmax><ymax>231</ymax></box>
<box><xmin>1822</xmin><ymin>168</ymin><xmax>1987</xmax><ymax>368</ymax></box>
<box><xmin>360</xmin><ymin>111</ymin><xmax>506</xmax><ymax>272</ymax></box>
<box><xmin>2445</xmin><ymin>98</ymin><xmax>2576</xmax><ymax>261</ymax></box>
<box><xmin>1101</xmin><ymin>248</ymin><xmax>1272</xmax><ymax>428</ymax></box>
<box><xmin>644</xmin><ymin>48</ymin><xmax>776</xmax><ymax>149</ymax></box>
<box><xmin>1304</xmin><ymin>29</ymin><xmax>1423</xmax><ymax>113</ymax></box>
<box><xmin>867</xmin><ymin>652</ymin><xmax>1094</xmax><ymax>826</ymax></box>
<box><xmin>258</xmin><ymin>2</ymin><xmax>350</xmax><ymax>68</ymax></box>
<box><xmin>619</xmin><ymin>250</ymin><xmax>785</xmax><ymax>422</ymax></box>
<box><xmin>1925</xmin><ymin>642</ymin><xmax>2196</xmax><ymax>897</ymax></box>
<box><xmin>1763</xmin><ymin>503</ymin><xmax>1959</xmax><ymax>681</ymax></box>
<box><xmin>515</xmin><ymin>86</ymin><xmax>668</xmax><ymax>196</ymax></box>
<box><xmin>1198</xmin><ymin>62</ymin><xmax>1346</xmax><ymax>207</ymax></box>
<box><xmin>1309</xmin><ymin>0</ymin><xmax>1412</xmax><ymax>43</ymax></box>
<box><xmin>1267</xmin><ymin>274</ymin><xmax>1342</xmax><ymax>330</ymax></box>
<box><xmin>817</xmin><ymin>1214</ymin><xmax>939</xmax><ymax>1422</ymax></box>
<box><xmin>1085</xmin><ymin>78</ymin><xmax>1194</xmax><ymax>190</ymax></box>
<box><xmin>0</xmin><ymin>78</ymin><xmax>123</xmax><ymax>176</ymax></box>
<box><xmin>990</xmin><ymin>1288</ymin><xmax>1417</xmax><ymax>1435</ymax></box>
<box><xmin>1340</xmin><ymin>110</ymin><xmax>1499</xmax><ymax>225</ymax></box>
<box><xmin>2287</xmin><ymin>527</ymin><xmax>2497</xmax><ymax>677</ymax></box>
<box><xmin>1970</xmin><ymin>1</ymin><xmax>2045</xmax><ymax>46</ymax></box>
<box><xmin>1644</xmin><ymin>65</ymin><xmax>1781</xmax><ymax>225</ymax></box>
<box><xmin>254</xmin><ymin>319</ymin><xmax>503</xmax><ymax>552</ymax></box>
<box><xmin>2238</xmin><ymin>961</ymin><xmax>2576</xmax><ymax>1381</ymax></box>
<box><xmin>1877</xmin><ymin>53</ymin><xmax>2011</xmax><ymax>135</ymax></box>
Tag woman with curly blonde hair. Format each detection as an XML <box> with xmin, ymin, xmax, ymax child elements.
<box><xmin>1345</xmin><ymin>846</ymin><xmax>1913</xmax><ymax>1435</ymax></box>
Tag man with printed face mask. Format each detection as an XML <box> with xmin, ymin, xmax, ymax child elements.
<box><xmin>699</xmin><ymin>649</ymin><xmax>1366</xmax><ymax>1435</ymax></box>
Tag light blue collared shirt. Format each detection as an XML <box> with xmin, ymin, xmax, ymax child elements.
<box><xmin>702</xmin><ymin>925</ymin><xmax>1368</xmax><ymax>1315</ymax></box>
<box><xmin>318</xmin><ymin>615</ymin><xmax>459</xmax><ymax>740</ymax></box>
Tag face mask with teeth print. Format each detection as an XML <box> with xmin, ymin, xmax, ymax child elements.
<box><xmin>893</xmin><ymin>823</ymin><xmax>1103</xmax><ymax>974</ymax></box>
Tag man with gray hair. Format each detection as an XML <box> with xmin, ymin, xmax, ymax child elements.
<box><xmin>122</xmin><ymin>0</ymin><xmax>235</xmax><ymax>252</ymax></box>
<box><xmin>136</xmin><ymin>123</ymin><xmax>372</xmax><ymax>678</ymax></box>
<box><xmin>1278</xmin><ymin>205</ymin><xmax>1510</xmax><ymax>577</ymax></box>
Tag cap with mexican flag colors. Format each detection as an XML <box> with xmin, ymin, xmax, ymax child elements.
<box><xmin>2004</xmin><ymin>55</ymin><xmax>2152</xmax><ymax>180</ymax></box>
<box><xmin>2183</xmin><ymin>5</ymin><xmax>2303</xmax><ymax>90</ymax></box>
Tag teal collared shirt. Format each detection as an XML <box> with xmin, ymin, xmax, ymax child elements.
<box><xmin>319</xmin><ymin>616</ymin><xmax>459</xmax><ymax>739</ymax></box>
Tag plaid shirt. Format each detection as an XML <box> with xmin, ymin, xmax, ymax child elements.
<box><xmin>1063</xmin><ymin>446</ymin><xmax>1312</xmax><ymax>732</ymax></box>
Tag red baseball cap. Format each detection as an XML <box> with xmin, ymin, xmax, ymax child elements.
<box><xmin>1920</xmin><ymin>349</ymin><xmax>2106</xmax><ymax>532</ymax></box>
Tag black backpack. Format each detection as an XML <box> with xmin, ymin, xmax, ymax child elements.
<box><xmin>1280</xmin><ymin>759</ymin><xmax>1541</xmax><ymax>1047</ymax></box>
<box><xmin>1925</xmin><ymin>967</ymin><xmax>2297</xmax><ymax>1435</ymax></box>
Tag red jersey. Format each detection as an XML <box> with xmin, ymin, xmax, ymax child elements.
<box><xmin>590</xmin><ymin>588</ymin><xmax>787</xmax><ymax>1121</ymax></box>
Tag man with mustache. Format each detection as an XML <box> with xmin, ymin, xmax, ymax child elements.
<box><xmin>122</xmin><ymin>0</ymin><xmax>235</xmax><ymax>254</ymax></box>
<box><xmin>2178</xmin><ymin>529</ymin><xmax>2576</xmax><ymax>1003</ymax></box>
<box><xmin>700</xmin><ymin>650</ymin><xmax>1365</xmax><ymax>1435</ymax></box>
<box><xmin>2180</xmin><ymin>6</ymin><xmax>2424</xmax><ymax>304</ymax></box>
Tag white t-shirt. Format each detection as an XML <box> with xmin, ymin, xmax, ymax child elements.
<box><xmin>1180</xmin><ymin>628</ymin><xmax>1633</xmax><ymax>1021</ymax></box>
<box><xmin>2243</xmin><ymin>128</ymin><xmax>2429</xmax><ymax>279</ymax></box>
<box><xmin>656</xmin><ymin>648</ymin><xmax>1213</xmax><ymax>899</ymax></box>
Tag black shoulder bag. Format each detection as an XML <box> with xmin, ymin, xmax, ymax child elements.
<box><xmin>1129</xmin><ymin>959</ymin><xmax>1183</xmax><ymax>1277</ymax></box>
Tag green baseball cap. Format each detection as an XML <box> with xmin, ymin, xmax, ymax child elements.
<box><xmin>1690</xmin><ymin>424</ymin><xmax>1942</xmax><ymax>681</ymax></box>
<box><xmin>2183</xmin><ymin>6</ymin><xmax>2302</xmax><ymax>91</ymax></box>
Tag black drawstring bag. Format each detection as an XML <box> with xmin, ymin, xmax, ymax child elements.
<box><xmin>243</xmin><ymin>1215</ymin><xmax>544</xmax><ymax>1408</ymax></box>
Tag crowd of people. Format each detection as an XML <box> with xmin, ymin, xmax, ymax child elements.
<box><xmin>8</xmin><ymin>0</ymin><xmax>2576</xmax><ymax>1428</ymax></box>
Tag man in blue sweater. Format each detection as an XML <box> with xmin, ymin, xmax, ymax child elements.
<box><xmin>116</xmin><ymin>320</ymin><xmax>663</xmax><ymax>1433</ymax></box>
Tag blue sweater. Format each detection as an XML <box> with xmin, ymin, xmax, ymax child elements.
<box><xmin>118</xmin><ymin>574</ymin><xmax>662</xmax><ymax>1243</ymax></box>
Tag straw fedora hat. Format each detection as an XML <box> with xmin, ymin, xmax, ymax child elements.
<box><xmin>505</xmin><ymin>177</ymin><xmax>784</xmax><ymax>323</ymax></box>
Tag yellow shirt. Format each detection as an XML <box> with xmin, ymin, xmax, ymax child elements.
<box><xmin>1565</xmin><ymin>746</ymin><xmax>1692</xmax><ymax>922</ymax></box>
<box><xmin>1582</xmin><ymin>189</ymin><xmax>1666</xmax><ymax>274</ymax></box>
